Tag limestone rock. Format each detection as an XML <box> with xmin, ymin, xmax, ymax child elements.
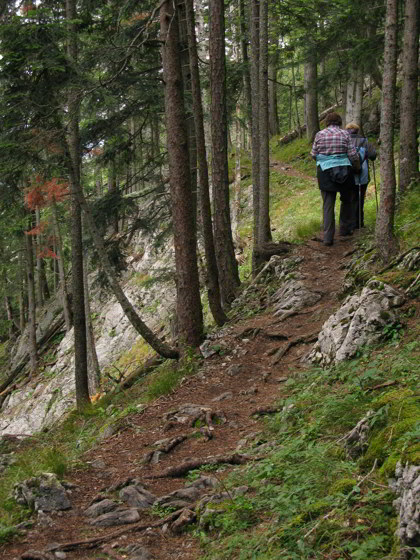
<box><xmin>307</xmin><ymin>280</ymin><xmax>405</xmax><ymax>365</ymax></box>
<box><xmin>84</xmin><ymin>498</ymin><xmax>118</xmax><ymax>518</ymax></box>
<box><xmin>14</xmin><ymin>473</ymin><xmax>71</xmax><ymax>512</ymax></box>
<box><xmin>271</xmin><ymin>279</ymin><xmax>321</xmax><ymax>320</ymax></box>
<box><xmin>119</xmin><ymin>485</ymin><xmax>156</xmax><ymax>508</ymax></box>
<box><xmin>390</xmin><ymin>462</ymin><xmax>420</xmax><ymax>556</ymax></box>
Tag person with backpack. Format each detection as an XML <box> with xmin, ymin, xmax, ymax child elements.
<box><xmin>345</xmin><ymin>123</ymin><xmax>377</xmax><ymax>229</ymax></box>
<box><xmin>311</xmin><ymin>112</ymin><xmax>361</xmax><ymax>246</ymax></box>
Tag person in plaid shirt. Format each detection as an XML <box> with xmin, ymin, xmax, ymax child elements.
<box><xmin>311</xmin><ymin>112</ymin><xmax>360</xmax><ymax>246</ymax></box>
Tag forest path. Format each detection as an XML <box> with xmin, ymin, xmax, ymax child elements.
<box><xmin>1</xmin><ymin>170</ymin><xmax>360</xmax><ymax>560</ymax></box>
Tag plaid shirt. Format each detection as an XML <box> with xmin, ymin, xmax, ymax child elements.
<box><xmin>311</xmin><ymin>125</ymin><xmax>359</xmax><ymax>165</ymax></box>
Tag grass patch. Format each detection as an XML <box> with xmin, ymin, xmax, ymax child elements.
<box><xmin>395</xmin><ymin>178</ymin><xmax>420</xmax><ymax>249</ymax></box>
<box><xmin>146</xmin><ymin>350</ymin><xmax>200</xmax><ymax>400</ymax></box>
<box><xmin>271</xmin><ymin>136</ymin><xmax>315</xmax><ymax>176</ymax></box>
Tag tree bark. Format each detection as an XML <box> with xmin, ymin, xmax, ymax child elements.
<box><xmin>345</xmin><ymin>70</ymin><xmax>363</xmax><ymax>127</ymax></box>
<box><xmin>83</xmin><ymin>249</ymin><xmax>101</xmax><ymax>394</ymax></box>
<box><xmin>52</xmin><ymin>200</ymin><xmax>72</xmax><ymax>331</ymax></box>
<box><xmin>375</xmin><ymin>0</ymin><xmax>399</xmax><ymax>262</ymax></box>
<box><xmin>239</xmin><ymin>0</ymin><xmax>252</xmax><ymax>130</ymax></box>
<box><xmin>258</xmin><ymin>0</ymin><xmax>271</xmax><ymax>247</ymax></box>
<box><xmin>160</xmin><ymin>0</ymin><xmax>203</xmax><ymax>348</ymax></box>
<box><xmin>250</xmin><ymin>0</ymin><xmax>260</xmax><ymax>275</ymax></box>
<box><xmin>209</xmin><ymin>0</ymin><xmax>240</xmax><ymax>306</ymax></box>
<box><xmin>185</xmin><ymin>0</ymin><xmax>227</xmax><ymax>326</ymax></box>
<box><xmin>177</xmin><ymin>0</ymin><xmax>198</xmax><ymax>228</ymax></box>
<box><xmin>24</xmin><ymin>226</ymin><xmax>37</xmax><ymax>374</ymax></box>
<box><xmin>268</xmin><ymin>41</ymin><xmax>279</xmax><ymax>137</ymax></box>
<box><xmin>398</xmin><ymin>0</ymin><xmax>419</xmax><ymax>194</ymax></box>
<box><xmin>304</xmin><ymin>50</ymin><xmax>319</xmax><ymax>142</ymax></box>
<box><xmin>67</xmin><ymin>0</ymin><xmax>90</xmax><ymax>409</ymax></box>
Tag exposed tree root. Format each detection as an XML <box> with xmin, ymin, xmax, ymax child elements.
<box><xmin>251</xmin><ymin>406</ymin><xmax>281</xmax><ymax>417</ymax></box>
<box><xmin>271</xmin><ymin>333</ymin><xmax>318</xmax><ymax>365</ymax></box>
<box><xmin>45</xmin><ymin>509</ymin><xmax>183</xmax><ymax>552</ymax></box>
<box><xmin>143</xmin><ymin>435</ymin><xmax>187</xmax><ymax>464</ymax></box>
<box><xmin>145</xmin><ymin>453</ymin><xmax>251</xmax><ymax>479</ymax></box>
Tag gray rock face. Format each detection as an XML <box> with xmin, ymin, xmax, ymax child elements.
<box><xmin>308</xmin><ymin>280</ymin><xmax>405</xmax><ymax>365</ymax></box>
<box><xmin>0</xmin><ymin>232</ymin><xmax>176</xmax><ymax>437</ymax></box>
<box><xmin>390</xmin><ymin>462</ymin><xmax>420</xmax><ymax>555</ymax></box>
<box><xmin>13</xmin><ymin>473</ymin><xmax>71</xmax><ymax>512</ymax></box>
<box><xmin>271</xmin><ymin>279</ymin><xmax>321</xmax><ymax>320</ymax></box>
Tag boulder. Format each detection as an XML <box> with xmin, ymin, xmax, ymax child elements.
<box><xmin>308</xmin><ymin>280</ymin><xmax>405</xmax><ymax>365</ymax></box>
<box><xmin>13</xmin><ymin>473</ymin><xmax>71</xmax><ymax>512</ymax></box>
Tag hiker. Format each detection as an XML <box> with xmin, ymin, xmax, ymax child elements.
<box><xmin>311</xmin><ymin>112</ymin><xmax>360</xmax><ymax>246</ymax></box>
<box><xmin>345</xmin><ymin>122</ymin><xmax>377</xmax><ymax>229</ymax></box>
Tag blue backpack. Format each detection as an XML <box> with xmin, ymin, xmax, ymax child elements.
<box><xmin>355</xmin><ymin>144</ymin><xmax>369</xmax><ymax>185</ymax></box>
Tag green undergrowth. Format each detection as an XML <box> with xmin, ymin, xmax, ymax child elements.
<box><xmin>196</xmin><ymin>338</ymin><xmax>419</xmax><ymax>560</ymax></box>
<box><xmin>0</xmin><ymin>352</ymin><xmax>201</xmax><ymax>541</ymax></box>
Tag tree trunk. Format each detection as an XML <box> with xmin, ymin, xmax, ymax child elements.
<box><xmin>375</xmin><ymin>0</ymin><xmax>399</xmax><ymax>263</ymax></box>
<box><xmin>67</xmin><ymin>0</ymin><xmax>90</xmax><ymax>409</ymax></box>
<box><xmin>83</xmin><ymin>250</ymin><xmax>101</xmax><ymax>394</ymax></box>
<box><xmin>268</xmin><ymin>42</ymin><xmax>279</xmax><ymax>137</ymax></box>
<box><xmin>291</xmin><ymin>63</ymin><xmax>301</xmax><ymax>134</ymax></box>
<box><xmin>24</xmin><ymin>227</ymin><xmax>37</xmax><ymax>374</ymax></box>
<box><xmin>177</xmin><ymin>0</ymin><xmax>198</xmax><ymax>228</ymax></box>
<box><xmin>185</xmin><ymin>0</ymin><xmax>227</xmax><ymax>326</ymax></box>
<box><xmin>239</xmin><ymin>0</ymin><xmax>252</xmax><ymax>129</ymax></box>
<box><xmin>258</xmin><ymin>0</ymin><xmax>271</xmax><ymax>247</ymax></box>
<box><xmin>35</xmin><ymin>207</ymin><xmax>44</xmax><ymax>307</ymax></box>
<box><xmin>18</xmin><ymin>247</ymin><xmax>26</xmax><ymax>333</ymax></box>
<box><xmin>209</xmin><ymin>0</ymin><xmax>240</xmax><ymax>306</ymax></box>
<box><xmin>398</xmin><ymin>0</ymin><xmax>419</xmax><ymax>194</ymax></box>
<box><xmin>304</xmin><ymin>50</ymin><xmax>319</xmax><ymax>142</ymax></box>
<box><xmin>52</xmin><ymin>200</ymin><xmax>72</xmax><ymax>331</ymax></box>
<box><xmin>160</xmin><ymin>0</ymin><xmax>203</xmax><ymax>348</ymax></box>
<box><xmin>250</xmin><ymin>0</ymin><xmax>260</xmax><ymax>275</ymax></box>
<box><xmin>345</xmin><ymin>70</ymin><xmax>363</xmax><ymax>127</ymax></box>
<box><xmin>108</xmin><ymin>158</ymin><xmax>119</xmax><ymax>235</ymax></box>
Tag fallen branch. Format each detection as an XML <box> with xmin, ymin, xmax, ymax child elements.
<box><xmin>145</xmin><ymin>453</ymin><xmax>251</xmax><ymax>479</ymax></box>
<box><xmin>367</xmin><ymin>380</ymin><xmax>398</xmax><ymax>391</ymax></box>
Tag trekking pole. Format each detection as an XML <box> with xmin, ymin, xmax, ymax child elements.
<box><xmin>372</xmin><ymin>160</ymin><xmax>379</xmax><ymax>211</ymax></box>
<box><xmin>359</xmin><ymin>184</ymin><xmax>362</xmax><ymax>229</ymax></box>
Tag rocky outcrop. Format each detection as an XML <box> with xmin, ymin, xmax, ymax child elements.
<box><xmin>390</xmin><ymin>462</ymin><xmax>420</xmax><ymax>557</ymax></box>
<box><xmin>13</xmin><ymin>473</ymin><xmax>72</xmax><ymax>512</ymax></box>
<box><xmin>308</xmin><ymin>280</ymin><xmax>405</xmax><ymax>366</ymax></box>
<box><xmin>0</xmin><ymin>233</ymin><xmax>176</xmax><ymax>437</ymax></box>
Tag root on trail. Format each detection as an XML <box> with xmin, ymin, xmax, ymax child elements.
<box><xmin>271</xmin><ymin>333</ymin><xmax>318</xmax><ymax>365</ymax></box>
<box><xmin>146</xmin><ymin>453</ymin><xmax>251</xmax><ymax>479</ymax></box>
<box><xmin>44</xmin><ymin>509</ymin><xmax>183</xmax><ymax>552</ymax></box>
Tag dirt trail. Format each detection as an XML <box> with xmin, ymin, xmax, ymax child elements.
<box><xmin>1</xmin><ymin>201</ymin><xmax>359</xmax><ymax>560</ymax></box>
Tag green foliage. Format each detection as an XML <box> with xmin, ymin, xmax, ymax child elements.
<box><xmin>395</xmin><ymin>179</ymin><xmax>420</xmax><ymax>248</ymax></box>
<box><xmin>146</xmin><ymin>350</ymin><xmax>200</xmax><ymax>400</ymax></box>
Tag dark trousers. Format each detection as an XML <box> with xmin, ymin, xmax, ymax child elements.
<box><xmin>351</xmin><ymin>184</ymin><xmax>368</xmax><ymax>229</ymax></box>
<box><xmin>321</xmin><ymin>189</ymin><xmax>353</xmax><ymax>244</ymax></box>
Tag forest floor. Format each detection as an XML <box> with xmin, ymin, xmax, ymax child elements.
<box><xmin>1</xmin><ymin>166</ymin><xmax>363</xmax><ymax>560</ymax></box>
